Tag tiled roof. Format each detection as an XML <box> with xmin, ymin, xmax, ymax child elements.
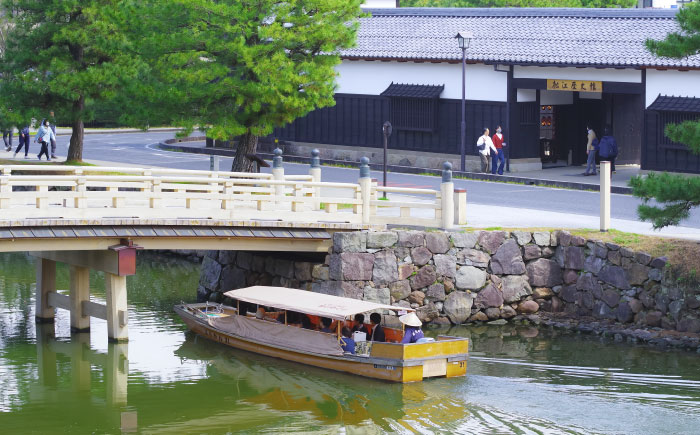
<box><xmin>342</xmin><ymin>8</ymin><xmax>700</xmax><ymax>68</ymax></box>
<box><xmin>648</xmin><ymin>95</ymin><xmax>700</xmax><ymax>113</ymax></box>
<box><xmin>380</xmin><ymin>82</ymin><xmax>444</xmax><ymax>98</ymax></box>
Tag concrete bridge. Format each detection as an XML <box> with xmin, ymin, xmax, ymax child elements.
<box><xmin>0</xmin><ymin>150</ymin><xmax>466</xmax><ymax>342</ymax></box>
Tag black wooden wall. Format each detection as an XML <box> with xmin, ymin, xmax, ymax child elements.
<box><xmin>273</xmin><ymin>94</ymin><xmax>506</xmax><ymax>157</ymax></box>
<box><xmin>643</xmin><ymin>112</ymin><xmax>700</xmax><ymax>174</ymax></box>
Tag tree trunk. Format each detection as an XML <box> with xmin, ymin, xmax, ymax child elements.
<box><xmin>66</xmin><ymin>96</ymin><xmax>85</xmax><ymax>162</ymax></box>
<box><xmin>231</xmin><ymin>131</ymin><xmax>258</xmax><ymax>173</ymax></box>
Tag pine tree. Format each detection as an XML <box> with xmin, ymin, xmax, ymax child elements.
<box><xmin>130</xmin><ymin>0</ymin><xmax>362</xmax><ymax>173</ymax></box>
<box><xmin>629</xmin><ymin>4</ymin><xmax>700</xmax><ymax>229</ymax></box>
<box><xmin>0</xmin><ymin>0</ymin><xmax>144</xmax><ymax>161</ymax></box>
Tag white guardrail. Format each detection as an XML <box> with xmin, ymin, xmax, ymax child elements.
<box><xmin>0</xmin><ymin>150</ymin><xmax>467</xmax><ymax>229</ymax></box>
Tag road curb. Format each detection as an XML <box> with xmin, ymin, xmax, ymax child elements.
<box><xmin>54</xmin><ymin>128</ymin><xmax>182</xmax><ymax>136</ymax></box>
<box><xmin>157</xmin><ymin>140</ymin><xmax>634</xmax><ymax>195</ymax></box>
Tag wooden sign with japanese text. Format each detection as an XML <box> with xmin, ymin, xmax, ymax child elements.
<box><xmin>547</xmin><ymin>79</ymin><xmax>603</xmax><ymax>93</ymax></box>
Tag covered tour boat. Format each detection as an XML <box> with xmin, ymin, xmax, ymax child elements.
<box><xmin>174</xmin><ymin>286</ymin><xmax>468</xmax><ymax>382</ymax></box>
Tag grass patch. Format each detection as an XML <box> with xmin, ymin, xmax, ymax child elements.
<box><xmin>320</xmin><ymin>203</ymin><xmax>354</xmax><ymax>210</ymax></box>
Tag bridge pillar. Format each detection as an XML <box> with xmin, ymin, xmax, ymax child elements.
<box><xmin>106</xmin><ymin>342</ymin><xmax>129</xmax><ymax>405</ymax></box>
<box><xmin>36</xmin><ymin>322</ymin><xmax>57</xmax><ymax>387</ymax></box>
<box><xmin>35</xmin><ymin>258</ymin><xmax>57</xmax><ymax>323</ymax></box>
<box><xmin>69</xmin><ymin>266</ymin><xmax>91</xmax><ymax>332</ymax></box>
<box><xmin>105</xmin><ymin>273</ymin><xmax>129</xmax><ymax>342</ymax></box>
<box><xmin>71</xmin><ymin>333</ymin><xmax>91</xmax><ymax>392</ymax></box>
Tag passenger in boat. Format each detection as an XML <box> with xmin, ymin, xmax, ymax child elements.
<box><xmin>369</xmin><ymin>313</ymin><xmax>386</xmax><ymax>342</ymax></box>
<box><xmin>399</xmin><ymin>312</ymin><xmax>424</xmax><ymax>344</ymax></box>
<box><xmin>340</xmin><ymin>327</ymin><xmax>356</xmax><ymax>354</ymax></box>
<box><xmin>301</xmin><ymin>315</ymin><xmax>315</xmax><ymax>330</ymax></box>
<box><xmin>351</xmin><ymin>314</ymin><xmax>369</xmax><ymax>335</ymax></box>
<box><xmin>320</xmin><ymin>317</ymin><xmax>333</xmax><ymax>333</ymax></box>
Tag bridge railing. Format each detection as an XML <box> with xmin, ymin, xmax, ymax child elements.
<box><xmin>0</xmin><ymin>150</ymin><xmax>466</xmax><ymax>229</ymax></box>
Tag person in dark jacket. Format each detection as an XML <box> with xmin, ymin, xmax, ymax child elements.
<box><xmin>597</xmin><ymin>126</ymin><xmax>618</xmax><ymax>173</ymax></box>
<box><xmin>369</xmin><ymin>312</ymin><xmax>386</xmax><ymax>342</ymax></box>
<box><xmin>14</xmin><ymin>125</ymin><xmax>31</xmax><ymax>159</ymax></box>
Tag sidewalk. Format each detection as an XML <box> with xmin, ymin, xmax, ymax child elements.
<box><xmin>158</xmin><ymin>139</ymin><xmax>675</xmax><ymax>195</ymax></box>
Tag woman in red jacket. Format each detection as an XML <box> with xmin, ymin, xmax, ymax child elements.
<box><xmin>491</xmin><ymin>125</ymin><xmax>506</xmax><ymax>175</ymax></box>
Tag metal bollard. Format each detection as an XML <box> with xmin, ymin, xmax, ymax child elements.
<box><xmin>309</xmin><ymin>149</ymin><xmax>321</xmax><ymax>210</ymax></box>
<box><xmin>440</xmin><ymin>162</ymin><xmax>454</xmax><ymax>230</ymax></box>
<box><xmin>359</xmin><ymin>157</ymin><xmax>371</xmax><ymax>224</ymax></box>
<box><xmin>272</xmin><ymin>148</ymin><xmax>284</xmax><ymax>205</ymax></box>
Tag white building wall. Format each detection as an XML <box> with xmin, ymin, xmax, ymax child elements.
<box><xmin>646</xmin><ymin>69</ymin><xmax>700</xmax><ymax>107</ymax></box>
<box><xmin>335</xmin><ymin>60</ymin><xmax>507</xmax><ymax>102</ymax></box>
<box><xmin>514</xmin><ymin>66</ymin><xmax>642</xmax><ymax>83</ymax></box>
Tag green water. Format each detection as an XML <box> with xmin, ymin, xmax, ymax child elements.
<box><xmin>1</xmin><ymin>252</ymin><xmax>700</xmax><ymax>434</ymax></box>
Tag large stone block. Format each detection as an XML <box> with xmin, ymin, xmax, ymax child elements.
<box><xmin>416</xmin><ymin>302</ymin><xmax>440</xmax><ymax>323</ymax></box>
<box><xmin>502</xmin><ymin>275</ymin><xmax>532</xmax><ymax>303</ymax></box>
<box><xmin>389</xmin><ymin>280</ymin><xmax>411</xmax><ymax>301</ymax></box>
<box><xmin>517</xmin><ymin>300</ymin><xmax>539</xmax><ymax>314</ymax></box>
<box><xmin>474</xmin><ymin>283</ymin><xmax>504</xmax><ymax>309</ymax></box>
<box><xmin>451</xmin><ymin>232</ymin><xmax>479</xmax><ymax>249</ymax></box>
<box><xmin>615</xmin><ymin>302</ymin><xmax>634</xmax><ymax>323</ymax></box>
<box><xmin>199</xmin><ymin>256</ymin><xmax>222</xmax><ymax>291</ymax></box>
<box><xmin>576</xmin><ymin>273</ymin><xmax>603</xmax><ymax>299</ymax></box>
<box><xmin>533</xmin><ymin>231</ymin><xmax>551</xmax><ymax>246</ymax></box>
<box><xmin>372</xmin><ymin>250</ymin><xmax>399</xmax><ymax>285</ymax></box>
<box><xmin>592</xmin><ymin>300</ymin><xmax>616</xmax><ymax>320</ymax></box>
<box><xmin>602</xmin><ymin>289</ymin><xmax>620</xmax><ymax>308</ymax></box>
<box><xmin>408</xmin><ymin>291</ymin><xmax>426</xmax><ymax>305</ymax></box>
<box><xmin>512</xmin><ymin>231</ymin><xmax>532</xmax><ymax>246</ymax></box>
<box><xmin>274</xmin><ymin>259</ymin><xmax>295</xmax><ymax>279</ymax></box>
<box><xmin>455</xmin><ymin>266</ymin><xmax>487</xmax><ymax>290</ymax></box>
<box><xmin>526</xmin><ymin>258</ymin><xmax>563</xmax><ymax>287</ymax></box>
<box><xmin>410</xmin><ymin>265</ymin><xmax>437</xmax><ymax>290</ymax></box>
<box><xmin>490</xmin><ymin>239</ymin><xmax>526</xmax><ymax>275</ymax></box>
<box><xmin>330</xmin><ymin>253</ymin><xmax>374</xmax><ymax>281</ymax></box>
<box><xmin>294</xmin><ymin>262</ymin><xmax>313</xmax><ymax>282</ymax></box>
<box><xmin>333</xmin><ymin>232</ymin><xmax>366</xmax><ymax>253</ymax></box>
<box><xmin>410</xmin><ymin>246</ymin><xmax>432</xmax><ymax>266</ymax></box>
<box><xmin>367</xmin><ymin>231</ymin><xmax>398</xmax><ymax>249</ymax></box>
<box><xmin>457</xmin><ymin>249</ymin><xmax>490</xmax><ymax>267</ymax></box>
<box><xmin>523</xmin><ymin>245</ymin><xmax>542</xmax><ymax>260</ymax></box>
<box><xmin>397</xmin><ymin>231</ymin><xmax>425</xmax><ymax>248</ymax></box>
<box><xmin>425</xmin><ymin>283</ymin><xmax>446</xmax><ymax>302</ymax></box>
<box><xmin>625</xmin><ymin>263</ymin><xmax>650</xmax><ymax>286</ymax></box>
<box><xmin>444</xmin><ymin>291</ymin><xmax>474</xmax><ymax>324</ymax></box>
<box><xmin>312</xmin><ymin>264</ymin><xmax>329</xmax><ymax>281</ymax></box>
<box><xmin>220</xmin><ymin>265</ymin><xmax>246</xmax><ymax>290</ymax></box>
<box><xmin>434</xmin><ymin>254</ymin><xmax>457</xmax><ymax>278</ymax></box>
<box><xmin>364</xmin><ymin>286</ymin><xmax>390</xmax><ymax>305</ymax></box>
<box><xmin>584</xmin><ymin>255</ymin><xmax>605</xmax><ymax>275</ymax></box>
<box><xmin>478</xmin><ymin>231</ymin><xmax>506</xmax><ymax>254</ymax></box>
<box><xmin>218</xmin><ymin>250</ymin><xmax>238</xmax><ymax>266</ymax></box>
<box><xmin>560</xmin><ymin>285</ymin><xmax>577</xmax><ymax>303</ymax></box>
<box><xmin>425</xmin><ymin>232</ymin><xmax>450</xmax><ymax>254</ymax></box>
<box><xmin>563</xmin><ymin>246</ymin><xmax>585</xmax><ymax>270</ymax></box>
<box><xmin>598</xmin><ymin>265</ymin><xmax>631</xmax><ymax>289</ymax></box>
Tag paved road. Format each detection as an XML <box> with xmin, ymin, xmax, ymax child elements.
<box><xmin>32</xmin><ymin>131</ymin><xmax>697</xmax><ymax>232</ymax></box>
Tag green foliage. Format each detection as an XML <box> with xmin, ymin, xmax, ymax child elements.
<box><xmin>401</xmin><ymin>0</ymin><xmax>636</xmax><ymax>7</ymax></box>
<box><xmin>631</xmin><ymin>3</ymin><xmax>700</xmax><ymax>229</ymax></box>
<box><xmin>0</xmin><ymin>0</ymin><xmax>145</xmax><ymax>160</ymax></box>
<box><xmin>124</xmin><ymin>0</ymin><xmax>362</xmax><ymax>171</ymax></box>
<box><xmin>629</xmin><ymin>172</ymin><xmax>700</xmax><ymax>229</ymax></box>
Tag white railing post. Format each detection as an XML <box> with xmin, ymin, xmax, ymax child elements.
<box><xmin>600</xmin><ymin>161</ymin><xmax>611</xmax><ymax>232</ymax></box>
<box><xmin>359</xmin><ymin>157</ymin><xmax>371</xmax><ymax>224</ymax></box>
<box><xmin>454</xmin><ymin>188</ymin><xmax>467</xmax><ymax>225</ymax></box>
<box><xmin>309</xmin><ymin>149</ymin><xmax>321</xmax><ymax>211</ymax></box>
<box><xmin>370</xmin><ymin>178</ymin><xmax>378</xmax><ymax>217</ymax></box>
<box><xmin>272</xmin><ymin>148</ymin><xmax>285</xmax><ymax>204</ymax></box>
<box><xmin>0</xmin><ymin>176</ymin><xmax>10</xmax><ymax>209</ymax></box>
<box><xmin>221</xmin><ymin>180</ymin><xmax>233</xmax><ymax>210</ymax></box>
<box><xmin>440</xmin><ymin>162</ymin><xmax>454</xmax><ymax>230</ymax></box>
<box><xmin>150</xmin><ymin>179</ymin><xmax>162</xmax><ymax>209</ymax></box>
<box><xmin>74</xmin><ymin>177</ymin><xmax>87</xmax><ymax>209</ymax></box>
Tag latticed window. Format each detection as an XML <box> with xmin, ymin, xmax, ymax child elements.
<box><xmin>648</xmin><ymin>95</ymin><xmax>700</xmax><ymax>150</ymax></box>
<box><xmin>381</xmin><ymin>83</ymin><xmax>444</xmax><ymax>133</ymax></box>
<box><xmin>658</xmin><ymin>111</ymin><xmax>699</xmax><ymax>149</ymax></box>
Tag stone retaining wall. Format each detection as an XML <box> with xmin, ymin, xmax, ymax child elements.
<box><xmin>198</xmin><ymin>230</ymin><xmax>700</xmax><ymax>334</ymax></box>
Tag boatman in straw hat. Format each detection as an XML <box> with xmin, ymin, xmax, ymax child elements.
<box><xmin>400</xmin><ymin>312</ymin><xmax>424</xmax><ymax>344</ymax></box>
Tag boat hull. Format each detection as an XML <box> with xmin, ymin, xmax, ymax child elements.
<box><xmin>174</xmin><ymin>304</ymin><xmax>468</xmax><ymax>383</ymax></box>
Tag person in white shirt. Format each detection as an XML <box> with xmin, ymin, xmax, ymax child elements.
<box><xmin>35</xmin><ymin>119</ymin><xmax>55</xmax><ymax>161</ymax></box>
<box><xmin>476</xmin><ymin>127</ymin><xmax>497</xmax><ymax>173</ymax></box>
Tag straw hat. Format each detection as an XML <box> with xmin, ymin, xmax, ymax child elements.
<box><xmin>399</xmin><ymin>312</ymin><xmax>422</xmax><ymax>327</ymax></box>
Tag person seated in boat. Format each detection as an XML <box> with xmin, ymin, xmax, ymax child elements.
<box><xmin>400</xmin><ymin>312</ymin><xmax>424</xmax><ymax>344</ymax></box>
<box><xmin>340</xmin><ymin>327</ymin><xmax>356</xmax><ymax>355</ymax></box>
<box><xmin>320</xmin><ymin>317</ymin><xmax>333</xmax><ymax>333</ymax></box>
<box><xmin>351</xmin><ymin>314</ymin><xmax>369</xmax><ymax>335</ymax></box>
<box><xmin>301</xmin><ymin>314</ymin><xmax>315</xmax><ymax>330</ymax></box>
<box><xmin>369</xmin><ymin>312</ymin><xmax>386</xmax><ymax>342</ymax></box>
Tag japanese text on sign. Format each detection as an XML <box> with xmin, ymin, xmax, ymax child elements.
<box><xmin>546</xmin><ymin>79</ymin><xmax>603</xmax><ymax>93</ymax></box>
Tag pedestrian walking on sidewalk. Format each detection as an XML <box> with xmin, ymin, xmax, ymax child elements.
<box><xmin>477</xmin><ymin>127</ymin><xmax>497</xmax><ymax>173</ymax></box>
<box><xmin>13</xmin><ymin>124</ymin><xmax>31</xmax><ymax>159</ymax></box>
<box><xmin>491</xmin><ymin>125</ymin><xmax>506</xmax><ymax>175</ymax></box>
<box><xmin>583</xmin><ymin>124</ymin><xmax>598</xmax><ymax>176</ymax></box>
<box><xmin>46</xmin><ymin>112</ymin><xmax>58</xmax><ymax>159</ymax></box>
<box><xmin>3</xmin><ymin>128</ymin><xmax>13</xmax><ymax>151</ymax></box>
<box><xmin>597</xmin><ymin>126</ymin><xmax>618</xmax><ymax>174</ymax></box>
<box><xmin>35</xmin><ymin>120</ymin><xmax>54</xmax><ymax>161</ymax></box>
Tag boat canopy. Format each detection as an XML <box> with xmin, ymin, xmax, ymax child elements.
<box><xmin>224</xmin><ymin>286</ymin><xmax>414</xmax><ymax>321</ymax></box>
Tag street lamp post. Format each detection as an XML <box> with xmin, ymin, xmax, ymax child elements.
<box><xmin>382</xmin><ymin>121</ymin><xmax>392</xmax><ymax>199</ymax></box>
<box><xmin>455</xmin><ymin>31</ymin><xmax>473</xmax><ymax>172</ymax></box>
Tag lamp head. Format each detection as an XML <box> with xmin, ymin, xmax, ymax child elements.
<box><xmin>455</xmin><ymin>31</ymin><xmax>473</xmax><ymax>49</ymax></box>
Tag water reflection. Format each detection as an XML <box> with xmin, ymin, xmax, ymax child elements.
<box><xmin>1</xmin><ymin>252</ymin><xmax>700</xmax><ymax>434</ymax></box>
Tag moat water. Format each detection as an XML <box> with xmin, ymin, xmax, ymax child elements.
<box><xmin>1</xmin><ymin>252</ymin><xmax>699</xmax><ymax>434</ymax></box>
